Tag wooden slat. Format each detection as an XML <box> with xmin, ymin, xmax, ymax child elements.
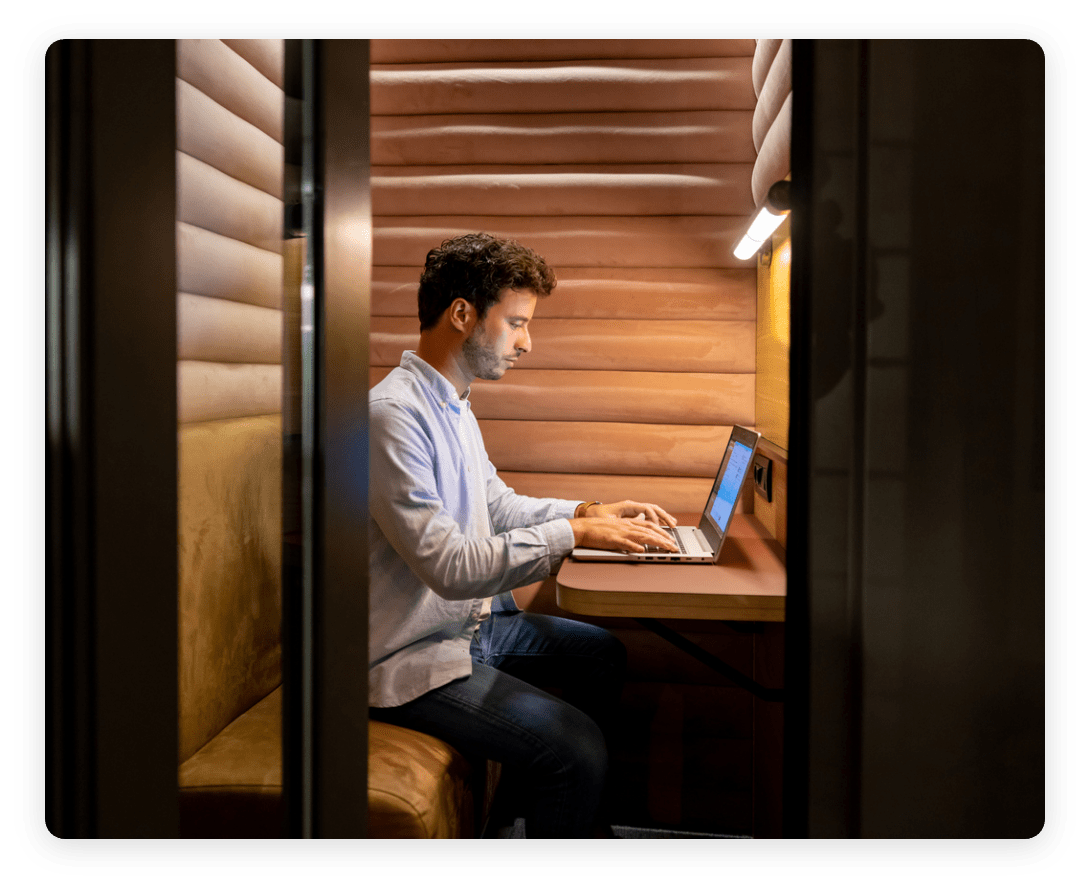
<box><xmin>480</xmin><ymin>420</ymin><xmax>734</xmax><ymax>477</ymax></box>
<box><xmin>177</xmin><ymin>221</ymin><xmax>282</xmax><ymax>309</ymax></box>
<box><xmin>372</xmin><ymin>39</ymin><xmax>756</xmax><ymax>64</ymax></box>
<box><xmin>373</xmin><ymin>216</ymin><xmax>753</xmax><ymax>269</ymax></box>
<box><xmin>177</xmin><ymin>79</ymin><xmax>284</xmax><ymax>199</ymax></box>
<box><xmin>177</xmin><ymin>152</ymin><xmax>283</xmax><ymax>253</ymax></box>
<box><xmin>371</xmin><ymin>58</ymin><xmax>756</xmax><ymax>116</ymax></box>
<box><xmin>371</xmin><ymin>317</ymin><xmax>755</xmax><ymax>373</ymax></box>
<box><xmin>178</xmin><ymin>293</ymin><xmax>281</xmax><ymax>364</ymax></box>
<box><xmin>372</xmin><ymin>164</ymin><xmax>754</xmax><ymax>217</ymax></box>
<box><xmin>372</xmin><ymin>265</ymin><xmax>755</xmax><ymax>320</ymax></box>
<box><xmin>178</xmin><ymin>360</ymin><xmax>282</xmax><ymax>424</ymax></box>
<box><xmin>372</xmin><ymin>110</ymin><xmax>757</xmax><ymax>166</ymax></box>
<box><xmin>371</xmin><ymin>367</ymin><xmax>755</xmax><ymax>426</ymax></box>
<box><xmin>177</xmin><ymin>39</ymin><xmax>284</xmax><ymax>143</ymax></box>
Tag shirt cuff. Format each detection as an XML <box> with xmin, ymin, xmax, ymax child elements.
<box><xmin>543</xmin><ymin>517</ymin><xmax>577</xmax><ymax>572</ymax></box>
<box><xmin>559</xmin><ymin>498</ymin><xmax>584</xmax><ymax>519</ymax></box>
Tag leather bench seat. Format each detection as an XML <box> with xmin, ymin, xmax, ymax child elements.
<box><xmin>179</xmin><ymin>686</ymin><xmax>485</xmax><ymax>838</ymax></box>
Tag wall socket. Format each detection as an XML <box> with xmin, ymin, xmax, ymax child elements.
<box><xmin>753</xmin><ymin>455</ymin><xmax>772</xmax><ymax>502</ymax></box>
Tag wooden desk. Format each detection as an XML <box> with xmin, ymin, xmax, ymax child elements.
<box><xmin>556</xmin><ymin>514</ymin><xmax>786</xmax><ymax>623</ymax></box>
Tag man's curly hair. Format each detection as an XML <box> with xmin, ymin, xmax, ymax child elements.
<box><xmin>417</xmin><ymin>233</ymin><xmax>557</xmax><ymax>331</ymax></box>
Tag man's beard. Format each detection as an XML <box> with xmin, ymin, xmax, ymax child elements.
<box><xmin>461</xmin><ymin>326</ymin><xmax>506</xmax><ymax>380</ymax></box>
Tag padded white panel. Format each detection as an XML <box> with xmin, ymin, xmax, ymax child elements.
<box><xmin>178</xmin><ymin>293</ymin><xmax>282</xmax><ymax>364</ymax></box>
<box><xmin>177</xmin><ymin>222</ymin><xmax>282</xmax><ymax>310</ymax></box>
<box><xmin>177</xmin><ymin>79</ymin><xmax>284</xmax><ymax>200</ymax></box>
<box><xmin>752</xmin><ymin>40</ymin><xmax>792</xmax><ymax>153</ymax></box>
<box><xmin>222</xmin><ymin>39</ymin><xmax>285</xmax><ymax>89</ymax></box>
<box><xmin>751</xmin><ymin>94</ymin><xmax>792</xmax><ymax>207</ymax></box>
<box><xmin>178</xmin><ymin>39</ymin><xmax>284</xmax><ymax>142</ymax></box>
<box><xmin>178</xmin><ymin>360</ymin><xmax>283</xmax><ymax>424</ymax></box>
<box><xmin>177</xmin><ymin>152</ymin><xmax>283</xmax><ymax>253</ymax></box>
<box><xmin>752</xmin><ymin>39</ymin><xmax>783</xmax><ymax>96</ymax></box>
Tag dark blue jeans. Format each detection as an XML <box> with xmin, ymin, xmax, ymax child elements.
<box><xmin>371</xmin><ymin>604</ymin><xmax>627</xmax><ymax>838</ymax></box>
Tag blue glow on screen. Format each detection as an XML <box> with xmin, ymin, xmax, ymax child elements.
<box><xmin>710</xmin><ymin>441</ymin><xmax>753</xmax><ymax>530</ymax></box>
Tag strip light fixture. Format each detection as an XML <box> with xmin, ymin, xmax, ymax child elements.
<box><xmin>732</xmin><ymin>180</ymin><xmax>791</xmax><ymax>261</ymax></box>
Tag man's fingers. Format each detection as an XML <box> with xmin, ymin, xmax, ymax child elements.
<box><xmin>625</xmin><ymin>518</ymin><xmax>677</xmax><ymax>552</ymax></box>
<box><xmin>632</xmin><ymin>502</ymin><xmax>677</xmax><ymax>528</ymax></box>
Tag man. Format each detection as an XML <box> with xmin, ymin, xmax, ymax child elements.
<box><xmin>368</xmin><ymin>233</ymin><xmax>679</xmax><ymax>838</ymax></box>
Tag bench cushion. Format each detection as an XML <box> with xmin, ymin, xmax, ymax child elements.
<box><xmin>179</xmin><ymin>686</ymin><xmax>283</xmax><ymax>838</ymax></box>
<box><xmin>367</xmin><ymin>721</ymin><xmax>478</xmax><ymax>838</ymax></box>
<box><xmin>179</xmin><ymin>686</ymin><xmax>487</xmax><ymax>838</ymax></box>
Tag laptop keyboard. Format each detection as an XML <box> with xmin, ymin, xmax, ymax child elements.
<box><xmin>646</xmin><ymin>526</ymin><xmax>691</xmax><ymax>554</ymax></box>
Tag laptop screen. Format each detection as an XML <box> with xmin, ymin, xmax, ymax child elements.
<box><xmin>709</xmin><ymin>439</ymin><xmax>753</xmax><ymax>530</ymax></box>
<box><xmin>698</xmin><ymin>427</ymin><xmax>761</xmax><ymax>549</ymax></box>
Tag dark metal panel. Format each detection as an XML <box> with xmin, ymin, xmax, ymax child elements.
<box><xmin>283</xmin><ymin>38</ymin><xmax>371</xmax><ymax>839</ymax></box>
<box><xmin>786</xmin><ymin>39</ymin><xmax>1045</xmax><ymax>839</ymax></box>
<box><xmin>313</xmin><ymin>38</ymin><xmax>373</xmax><ymax>838</ymax></box>
<box><xmin>46</xmin><ymin>39</ymin><xmax>179</xmax><ymax>838</ymax></box>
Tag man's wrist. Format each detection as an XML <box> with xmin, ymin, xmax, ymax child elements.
<box><xmin>575</xmin><ymin>500</ymin><xmax>602</xmax><ymax>519</ymax></box>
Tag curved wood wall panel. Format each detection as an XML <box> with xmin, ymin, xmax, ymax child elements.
<box><xmin>372</xmin><ymin>317</ymin><xmax>755</xmax><ymax>373</ymax></box>
<box><xmin>373</xmin><ymin>215</ymin><xmax>752</xmax><ymax>268</ymax></box>
<box><xmin>479</xmin><ymin>421</ymin><xmax>737</xmax><ymax>478</ymax></box>
<box><xmin>750</xmin><ymin>38</ymin><xmax>792</xmax><ymax>206</ymax></box>
<box><xmin>371</xmin><ymin>39</ymin><xmax>757</xmax><ymax>509</ymax></box>
<box><xmin>370</xmin><ymin>367</ymin><xmax>754</xmax><ymax>427</ymax></box>
<box><xmin>498</xmin><ymin>473</ymin><xmax>714</xmax><ymax>516</ymax></box>
<box><xmin>372</xmin><ymin>111</ymin><xmax>756</xmax><ymax>166</ymax></box>
<box><xmin>371</xmin><ymin>58</ymin><xmax>755</xmax><ymax>116</ymax></box>
<box><xmin>372</xmin><ymin>164</ymin><xmax>753</xmax><ymax>217</ymax></box>
<box><xmin>373</xmin><ymin>265</ymin><xmax>755</xmax><ymax>320</ymax></box>
<box><xmin>372</xmin><ymin>40</ymin><xmax>757</xmax><ymax>64</ymax></box>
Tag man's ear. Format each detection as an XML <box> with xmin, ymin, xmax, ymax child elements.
<box><xmin>449</xmin><ymin>298</ymin><xmax>476</xmax><ymax>333</ymax></box>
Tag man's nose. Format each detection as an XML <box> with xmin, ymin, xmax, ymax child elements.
<box><xmin>516</xmin><ymin>327</ymin><xmax>531</xmax><ymax>354</ymax></box>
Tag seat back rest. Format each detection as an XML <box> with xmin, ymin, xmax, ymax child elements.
<box><xmin>178</xmin><ymin>415</ymin><xmax>282</xmax><ymax>761</ymax></box>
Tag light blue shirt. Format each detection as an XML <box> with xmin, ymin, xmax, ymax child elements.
<box><xmin>368</xmin><ymin>351</ymin><xmax>580</xmax><ymax>707</ymax></box>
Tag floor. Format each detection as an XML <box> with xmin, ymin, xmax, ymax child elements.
<box><xmin>500</xmin><ymin>819</ymin><xmax>749</xmax><ymax>839</ymax></box>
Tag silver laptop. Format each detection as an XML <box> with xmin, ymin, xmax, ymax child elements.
<box><xmin>571</xmin><ymin>426</ymin><xmax>761</xmax><ymax>564</ymax></box>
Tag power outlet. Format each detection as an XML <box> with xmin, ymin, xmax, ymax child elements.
<box><xmin>753</xmin><ymin>455</ymin><xmax>772</xmax><ymax>502</ymax></box>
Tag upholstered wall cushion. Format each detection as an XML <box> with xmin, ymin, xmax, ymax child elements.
<box><xmin>178</xmin><ymin>414</ymin><xmax>282</xmax><ymax>762</ymax></box>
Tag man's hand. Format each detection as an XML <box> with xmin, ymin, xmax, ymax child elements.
<box><xmin>585</xmin><ymin>500</ymin><xmax>678</xmax><ymax>529</ymax></box>
<box><xmin>568</xmin><ymin>499</ymin><xmax>679</xmax><ymax>553</ymax></box>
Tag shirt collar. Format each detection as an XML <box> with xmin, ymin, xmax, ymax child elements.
<box><xmin>400</xmin><ymin>350</ymin><xmax>472</xmax><ymax>406</ymax></box>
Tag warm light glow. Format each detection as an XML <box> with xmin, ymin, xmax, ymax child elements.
<box><xmin>732</xmin><ymin>207</ymin><xmax>789</xmax><ymax>260</ymax></box>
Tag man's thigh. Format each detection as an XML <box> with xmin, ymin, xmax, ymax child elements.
<box><xmin>371</xmin><ymin>660</ymin><xmax>600</xmax><ymax>773</ymax></box>
<box><xmin>476</xmin><ymin>611</ymin><xmax>626</xmax><ymax>701</ymax></box>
